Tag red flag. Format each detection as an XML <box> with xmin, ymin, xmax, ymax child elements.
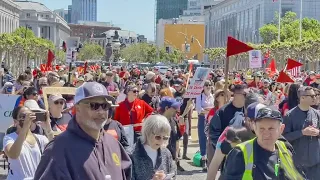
<box><xmin>277</xmin><ymin>71</ymin><xmax>294</xmax><ymax>83</ymax></box>
<box><xmin>84</xmin><ymin>61</ymin><xmax>88</xmax><ymax>74</ymax></box>
<box><xmin>286</xmin><ymin>58</ymin><xmax>303</xmax><ymax>70</ymax></box>
<box><xmin>40</xmin><ymin>64</ymin><xmax>46</xmax><ymax>72</ymax></box>
<box><xmin>226</xmin><ymin>36</ymin><xmax>254</xmax><ymax>57</ymax></box>
<box><xmin>189</xmin><ymin>63</ymin><xmax>193</xmax><ymax>72</ymax></box>
<box><xmin>269</xmin><ymin>59</ymin><xmax>276</xmax><ymax>72</ymax></box>
<box><xmin>46</xmin><ymin>50</ymin><xmax>55</xmax><ymax>71</ymax></box>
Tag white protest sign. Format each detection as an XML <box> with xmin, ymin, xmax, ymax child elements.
<box><xmin>0</xmin><ymin>95</ymin><xmax>22</xmax><ymax>133</ymax></box>
<box><xmin>66</xmin><ymin>37</ymin><xmax>80</xmax><ymax>63</ymax></box>
<box><xmin>249</xmin><ymin>50</ymin><xmax>262</xmax><ymax>68</ymax></box>
<box><xmin>184</xmin><ymin>67</ymin><xmax>210</xmax><ymax>98</ymax></box>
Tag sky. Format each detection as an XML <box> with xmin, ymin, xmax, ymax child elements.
<box><xmin>33</xmin><ymin>0</ymin><xmax>155</xmax><ymax>41</ymax></box>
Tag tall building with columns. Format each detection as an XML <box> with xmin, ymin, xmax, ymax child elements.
<box><xmin>0</xmin><ymin>0</ymin><xmax>21</xmax><ymax>34</ymax></box>
<box><xmin>14</xmin><ymin>1</ymin><xmax>71</xmax><ymax>48</ymax></box>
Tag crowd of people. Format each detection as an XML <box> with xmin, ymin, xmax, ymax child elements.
<box><xmin>0</xmin><ymin>64</ymin><xmax>319</xmax><ymax>180</ymax></box>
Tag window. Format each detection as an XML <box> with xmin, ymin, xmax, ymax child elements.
<box><xmin>26</xmin><ymin>13</ymin><xmax>30</xmax><ymax>18</ymax></box>
<box><xmin>46</xmin><ymin>15</ymin><xmax>49</xmax><ymax>19</ymax></box>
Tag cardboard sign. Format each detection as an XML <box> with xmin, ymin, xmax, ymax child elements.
<box><xmin>249</xmin><ymin>50</ymin><xmax>262</xmax><ymax>68</ymax></box>
<box><xmin>184</xmin><ymin>67</ymin><xmax>210</xmax><ymax>98</ymax></box>
<box><xmin>42</xmin><ymin>87</ymin><xmax>76</xmax><ymax>111</ymax></box>
<box><xmin>0</xmin><ymin>95</ymin><xmax>21</xmax><ymax>133</ymax></box>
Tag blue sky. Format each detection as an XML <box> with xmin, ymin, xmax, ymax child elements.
<box><xmin>33</xmin><ymin>0</ymin><xmax>155</xmax><ymax>40</ymax></box>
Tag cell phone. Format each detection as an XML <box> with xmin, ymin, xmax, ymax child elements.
<box><xmin>164</xmin><ymin>173</ymin><xmax>175</xmax><ymax>180</ymax></box>
<box><xmin>34</xmin><ymin>112</ymin><xmax>47</xmax><ymax>122</ymax></box>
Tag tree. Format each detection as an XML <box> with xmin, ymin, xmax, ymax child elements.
<box><xmin>77</xmin><ymin>43</ymin><xmax>104</xmax><ymax>61</ymax></box>
<box><xmin>260</xmin><ymin>11</ymin><xmax>320</xmax><ymax>43</ymax></box>
<box><xmin>120</xmin><ymin>43</ymin><xmax>161</xmax><ymax>63</ymax></box>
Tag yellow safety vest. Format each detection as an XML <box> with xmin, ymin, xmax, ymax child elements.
<box><xmin>236</xmin><ymin>138</ymin><xmax>304</xmax><ymax>180</ymax></box>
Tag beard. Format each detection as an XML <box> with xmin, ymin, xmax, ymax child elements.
<box><xmin>83</xmin><ymin>118</ymin><xmax>107</xmax><ymax>131</ymax></box>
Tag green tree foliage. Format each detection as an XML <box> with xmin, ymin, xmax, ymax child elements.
<box><xmin>0</xmin><ymin>27</ymin><xmax>55</xmax><ymax>76</ymax></box>
<box><xmin>260</xmin><ymin>11</ymin><xmax>320</xmax><ymax>43</ymax></box>
<box><xmin>77</xmin><ymin>43</ymin><xmax>105</xmax><ymax>61</ymax></box>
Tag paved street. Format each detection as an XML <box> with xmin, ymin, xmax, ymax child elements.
<box><xmin>0</xmin><ymin>112</ymin><xmax>220</xmax><ymax>180</ymax></box>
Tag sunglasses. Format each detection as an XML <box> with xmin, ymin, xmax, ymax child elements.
<box><xmin>54</xmin><ymin>101</ymin><xmax>64</xmax><ymax>105</ymax></box>
<box><xmin>205</xmin><ymin>84</ymin><xmax>212</xmax><ymax>87</ymax></box>
<box><xmin>256</xmin><ymin>108</ymin><xmax>282</xmax><ymax>121</ymax></box>
<box><xmin>131</xmin><ymin>90</ymin><xmax>139</xmax><ymax>93</ymax></box>
<box><xmin>154</xmin><ymin>135</ymin><xmax>169</xmax><ymax>141</ymax></box>
<box><xmin>136</xmin><ymin>83</ymin><xmax>142</xmax><ymax>86</ymax></box>
<box><xmin>29</xmin><ymin>92</ymin><xmax>38</xmax><ymax>96</ymax></box>
<box><xmin>85</xmin><ymin>102</ymin><xmax>111</xmax><ymax>110</ymax></box>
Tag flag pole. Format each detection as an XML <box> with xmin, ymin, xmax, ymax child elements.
<box><xmin>224</xmin><ymin>56</ymin><xmax>230</xmax><ymax>103</ymax></box>
<box><xmin>278</xmin><ymin>0</ymin><xmax>282</xmax><ymax>42</ymax></box>
<box><xmin>299</xmin><ymin>0</ymin><xmax>303</xmax><ymax>40</ymax></box>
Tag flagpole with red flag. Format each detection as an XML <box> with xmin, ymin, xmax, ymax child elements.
<box><xmin>224</xmin><ymin>36</ymin><xmax>254</xmax><ymax>102</ymax></box>
<box><xmin>46</xmin><ymin>50</ymin><xmax>55</xmax><ymax>71</ymax></box>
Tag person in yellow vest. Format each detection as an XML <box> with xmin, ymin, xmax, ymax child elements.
<box><xmin>221</xmin><ymin>107</ymin><xmax>305</xmax><ymax>180</ymax></box>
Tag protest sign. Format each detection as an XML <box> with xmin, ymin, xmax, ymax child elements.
<box><xmin>249</xmin><ymin>50</ymin><xmax>262</xmax><ymax>68</ymax></box>
<box><xmin>184</xmin><ymin>67</ymin><xmax>210</xmax><ymax>98</ymax></box>
<box><xmin>0</xmin><ymin>95</ymin><xmax>21</xmax><ymax>133</ymax></box>
<box><xmin>42</xmin><ymin>87</ymin><xmax>76</xmax><ymax>111</ymax></box>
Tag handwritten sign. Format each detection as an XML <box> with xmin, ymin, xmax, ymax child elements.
<box><xmin>42</xmin><ymin>87</ymin><xmax>76</xmax><ymax>110</ymax></box>
<box><xmin>184</xmin><ymin>67</ymin><xmax>210</xmax><ymax>98</ymax></box>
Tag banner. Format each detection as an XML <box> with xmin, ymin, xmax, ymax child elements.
<box><xmin>0</xmin><ymin>95</ymin><xmax>22</xmax><ymax>133</ymax></box>
<box><xmin>249</xmin><ymin>50</ymin><xmax>262</xmax><ymax>68</ymax></box>
<box><xmin>184</xmin><ymin>67</ymin><xmax>210</xmax><ymax>98</ymax></box>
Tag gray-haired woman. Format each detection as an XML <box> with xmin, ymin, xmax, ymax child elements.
<box><xmin>130</xmin><ymin>115</ymin><xmax>176</xmax><ymax>180</ymax></box>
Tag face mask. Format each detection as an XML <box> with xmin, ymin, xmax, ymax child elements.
<box><xmin>220</xmin><ymin>140</ymin><xmax>233</xmax><ymax>155</ymax></box>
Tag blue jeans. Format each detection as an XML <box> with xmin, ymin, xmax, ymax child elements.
<box><xmin>198</xmin><ymin>114</ymin><xmax>207</xmax><ymax>157</ymax></box>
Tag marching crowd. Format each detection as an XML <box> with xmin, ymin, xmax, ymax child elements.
<box><xmin>0</xmin><ymin>64</ymin><xmax>320</xmax><ymax>180</ymax></box>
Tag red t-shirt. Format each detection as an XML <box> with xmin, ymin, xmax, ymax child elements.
<box><xmin>119</xmin><ymin>71</ymin><xmax>126</xmax><ymax>78</ymax></box>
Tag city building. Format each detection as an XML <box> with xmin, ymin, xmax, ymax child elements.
<box><xmin>69</xmin><ymin>21</ymin><xmax>121</xmax><ymax>42</ymax></box>
<box><xmin>183</xmin><ymin>0</ymin><xmax>202</xmax><ymax>16</ymax></box>
<box><xmin>204</xmin><ymin>0</ymin><xmax>320</xmax><ymax>49</ymax></box>
<box><xmin>0</xmin><ymin>0</ymin><xmax>20</xmax><ymax>34</ymax></box>
<box><xmin>53</xmin><ymin>8</ymin><xmax>69</xmax><ymax>23</ymax></box>
<box><xmin>14</xmin><ymin>1</ymin><xmax>71</xmax><ymax>48</ymax></box>
<box><xmin>68</xmin><ymin>5</ymin><xmax>72</xmax><ymax>23</ymax></box>
<box><xmin>156</xmin><ymin>16</ymin><xmax>205</xmax><ymax>61</ymax></box>
<box><xmin>137</xmin><ymin>35</ymin><xmax>148</xmax><ymax>43</ymax></box>
<box><xmin>155</xmin><ymin>0</ymin><xmax>188</xmax><ymax>23</ymax></box>
<box><xmin>71</xmin><ymin>0</ymin><xmax>97</xmax><ymax>24</ymax></box>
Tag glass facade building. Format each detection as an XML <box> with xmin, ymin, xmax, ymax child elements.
<box><xmin>156</xmin><ymin>0</ymin><xmax>189</xmax><ymax>23</ymax></box>
<box><xmin>71</xmin><ymin>0</ymin><xmax>97</xmax><ymax>24</ymax></box>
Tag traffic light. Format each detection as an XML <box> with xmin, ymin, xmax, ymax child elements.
<box><xmin>191</xmin><ymin>36</ymin><xmax>194</xmax><ymax>43</ymax></box>
<box><xmin>166</xmin><ymin>46</ymin><xmax>170</xmax><ymax>53</ymax></box>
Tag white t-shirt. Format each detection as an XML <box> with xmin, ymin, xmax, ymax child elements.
<box><xmin>144</xmin><ymin>144</ymin><xmax>157</xmax><ymax>168</ymax></box>
<box><xmin>3</xmin><ymin>133</ymin><xmax>49</xmax><ymax>180</ymax></box>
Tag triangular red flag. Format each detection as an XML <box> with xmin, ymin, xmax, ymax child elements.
<box><xmin>226</xmin><ymin>36</ymin><xmax>254</xmax><ymax>57</ymax></box>
<box><xmin>286</xmin><ymin>58</ymin><xmax>303</xmax><ymax>70</ymax></box>
<box><xmin>46</xmin><ymin>50</ymin><xmax>55</xmax><ymax>71</ymax></box>
<box><xmin>277</xmin><ymin>71</ymin><xmax>294</xmax><ymax>83</ymax></box>
<box><xmin>269</xmin><ymin>59</ymin><xmax>276</xmax><ymax>72</ymax></box>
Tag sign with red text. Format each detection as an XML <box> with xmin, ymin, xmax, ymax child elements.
<box><xmin>184</xmin><ymin>67</ymin><xmax>210</xmax><ymax>98</ymax></box>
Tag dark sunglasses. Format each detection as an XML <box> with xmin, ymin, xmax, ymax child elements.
<box><xmin>256</xmin><ymin>108</ymin><xmax>282</xmax><ymax>121</ymax></box>
<box><xmin>87</xmin><ymin>102</ymin><xmax>111</xmax><ymax>110</ymax></box>
<box><xmin>131</xmin><ymin>90</ymin><xmax>139</xmax><ymax>93</ymax></box>
<box><xmin>154</xmin><ymin>135</ymin><xmax>169</xmax><ymax>141</ymax></box>
<box><xmin>136</xmin><ymin>83</ymin><xmax>142</xmax><ymax>86</ymax></box>
<box><xmin>54</xmin><ymin>101</ymin><xmax>64</xmax><ymax>105</ymax></box>
<box><xmin>29</xmin><ymin>92</ymin><xmax>38</xmax><ymax>96</ymax></box>
<box><xmin>205</xmin><ymin>84</ymin><xmax>212</xmax><ymax>87</ymax></box>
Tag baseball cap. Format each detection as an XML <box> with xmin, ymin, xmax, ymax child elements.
<box><xmin>247</xmin><ymin>102</ymin><xmax>266</xmax><ymax>120</ymax></box>
<box><xmin>106</xmin><ymin>71</ymin><xmax>113</xmax><ymax>76</ymax></box>
<box><xmin>159</xmin><ymin>97</ymin><xmax>180</xmax><ymax>111</ymax></box>
<box><xmin>309</xmin><ymin>71</ymin><xmax>315</xmax><ymax>75</ymax></box>
<box><xmin>254</xmin><ymin>107</ymin><xmax>283</xmax><ymax>122</ymax></box>
<box><xmin>49</xmin><ymin>94</ymin><xmax>66</xmax><ymax>102</ymax></box>
<box><xmin>173</xmin><ymin>78</ymin><xmax>184</xmax><ymax>86</ymax></box>
<box><xmin>74</xmin><ymin>82</ymin><xmax>117</xmax><ymax>107</ymax></box>
<box><xmin>24</xmin><ymin>100</ymin><xmax>45</xmax><ymax>112</ymax></box>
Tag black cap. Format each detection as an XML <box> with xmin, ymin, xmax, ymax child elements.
<box><xmin>255</xmin><ymin>107</ymin><xmax>283</xmax><ymax>122</ymax></box>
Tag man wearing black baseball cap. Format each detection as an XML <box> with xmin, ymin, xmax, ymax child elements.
<box><xmin>222</xmin><ymin>107</ymin><xmax>304</xmax><ymax>180</ymax></box>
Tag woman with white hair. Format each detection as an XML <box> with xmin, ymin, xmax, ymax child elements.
<box><xmin>130</xmin><ymin>114</ymin><xmax>176</xmax><ymax>180</ymax></box>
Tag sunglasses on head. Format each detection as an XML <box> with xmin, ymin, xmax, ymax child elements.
<box><xmin>154</xmin><ymin>134</ymin><xmax>169</xmax><ymax>141</ymax></box>
<box><xmin>86</xmin><ymin>102</ymin><xmax>111</xmax><ymax>110</ymax></box>
<box><xmin>54</xmin><ymin>101</ymin><xmax>64</xmax><ymax>105</ymax></box>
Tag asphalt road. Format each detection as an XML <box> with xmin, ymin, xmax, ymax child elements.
<box><xmin>0</xmin><ymin>112</ymin><xmax>220</xmax><ymax>180</ymax></box>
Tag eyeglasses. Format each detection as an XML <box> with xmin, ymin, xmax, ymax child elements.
<box><xmin>205</xmin><ymin>84</ymin><xmax>212</xmax><ymax>87</ymax></box>
<box><xmin>54</xmin><ymin>101</ymin><xmax>64</xmax><ymax>105</ymax></box>
<box><xmin>154</xmin><ymin>135</ymin><xmax>170</xmax><ymax>141</ymax></box>
<box><xmin>304</xmin><ymin>94</ymin><xmax>316</xmax><ymax>98</ymax></box>
<box><xmin>136</xmin><ymin>84</ymin><xmax>142</xmax><ymax>86</ymax></box>
<box><xmin>256</xmin><ymin>108</ymin><xmax>282</xmax><ymax>121</ymax></box>
<box><xmin>30</xmin><ymin>92</ymin><xmax>38</xmax><ymax>96</ymax></box>
<box><xmin>83</xmin><ymin>102</ymin><xmax>111</xmax><ymax>110</ymax></box>
<box><xmin>131</xmin><ymin>90</ymin><xmax>139</xmax><ymax>93</ymax></box>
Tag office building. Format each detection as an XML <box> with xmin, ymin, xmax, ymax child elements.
<box><xmin>204</xmin><ymin>0</ymin><xmax>320</xmax><ymax>49</ymax></box>
<box><xmin>183</xmin><ymin>0</ymin><xmax>202</xmax><ymax>16</ymax></box>
<box><xmin>53</xmin><ymin>8</ymin><xmax>69</xmax><ymax>23</ymax></box>
<box><xmin>69</xmin><ymin>21</ymin><xmax>120</xmax><ymax>42</ymax></box>
<box><xmin>68</xmin><ymin>5</ymin><xmax>72</xmax><ymax>23</ymax></box>
<box><xmin>155</xmin><ymin>0</ymin><xmax>188</xmax><ymax>23</ymax></box>
<box><xmin>0</xmin><ymin>0</ymin><xmax>20</xmax><ymax>34</ymax></box>
<box><xmin>156</xmin><ymin>16</ymin><xmax>205</xmax><ymax>60</ymax></box>
<box><xmin>137</xmin><ymin>35</ymin><xmax>148</xmax><ymax>43</ymax></box>
<box><xmin>71</xmin><ymin>0</ymin><xmax>97</xmax><ymax>24</ymax></box>
<box><xmin>15</xmin><ymin>1</ymin><xmax>71</xmax><ymax>48</ymax></box>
